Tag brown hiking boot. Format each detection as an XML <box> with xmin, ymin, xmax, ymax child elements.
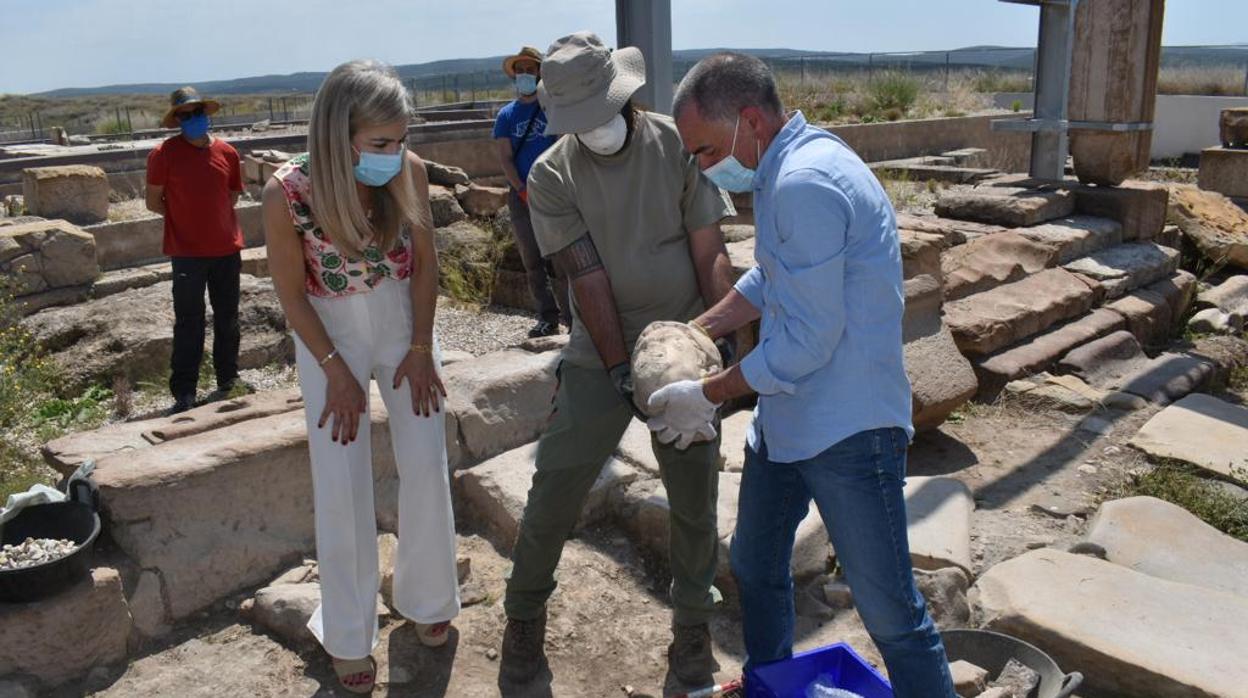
<box><xmin>500</xmin><ymin>609</ymin><xmax>547</xmax><ymax>685</ymax></box>
<box><xmin>668</xmin><ymin>622</ymin><xmax>716</xmax><ymax>687</ymax></box>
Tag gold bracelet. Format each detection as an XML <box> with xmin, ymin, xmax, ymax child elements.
<box><xmin>409</xmin><ymin>343</ymin><xmax>433</xmax><ymax>354</ymax></box>
<box><xmin>690</xmin><ymin>320</ymin><xmax>714</xmax><ymax>341</ymax></box>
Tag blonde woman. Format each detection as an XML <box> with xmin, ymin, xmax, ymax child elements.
<box><xmin>263</xmin><ymin>60</ymin><xmax>459</xmax><ymax>693</ymax></box>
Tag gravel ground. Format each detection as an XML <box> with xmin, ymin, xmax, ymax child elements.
<box><xmin>434</xmin><ymin>297</ymin><xmax>542</xmax><ymax>356</ymax></box>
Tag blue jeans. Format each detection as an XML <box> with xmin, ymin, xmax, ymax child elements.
<box><xmin>730</xmin><ymin>427</ymin><xmax>956</xmax><ymax>698</ymax></box>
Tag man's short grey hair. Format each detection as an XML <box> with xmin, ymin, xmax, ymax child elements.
<box><xmin>673</xmin><ymin>52</ymin><xmax>784</xmax><ymax>123</ymax></box>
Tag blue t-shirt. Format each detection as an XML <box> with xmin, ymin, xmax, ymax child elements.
<box><xmin>492</xmin><ymin>99</ymin><xmax>556</xmax><ymax>186</ymax></box>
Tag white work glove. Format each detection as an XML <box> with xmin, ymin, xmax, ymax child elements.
<box><xmin>646</xmin><ymin>379</ymin><xmax>720</xmax><ymax>450</ymax></box>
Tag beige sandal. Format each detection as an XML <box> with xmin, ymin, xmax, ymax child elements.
<box><xmin>332</xmin><ymin>656</ymin><xmax>376</xmax><ymax>694</ymax></box>
<box><xmin>415</xmin><ymin>621</ymin><xmax>452</xmax><ymax>648</ymax></box>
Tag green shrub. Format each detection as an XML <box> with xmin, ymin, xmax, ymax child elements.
<box><xmin>1011</xmin><ymin>99</ymin><xmax>1023</xmax><ymax>113</ymax></box>
<box><xmin>867</xmin><ymin>72</ymin><xmax>919</xmax><ymax>115</ymax></box>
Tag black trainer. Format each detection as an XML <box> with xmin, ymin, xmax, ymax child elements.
<box><xmin>500</xmin><ymin>609</ymin><xmax>547</xmax><ymax>685</ymax></box>
<box><xmin>527</xmin><ymin>321</ymin><xmax>559</xmax><ymax>338</ymax></box>
<box><xmin>668</xmin><ymin>622</ymin><xmax>716</xmax><ymax>687</ymax></box>
<box><xmin>169</xmin><ymin>393</ymin><xmax>196</xmax><ymax>415</ymax></box>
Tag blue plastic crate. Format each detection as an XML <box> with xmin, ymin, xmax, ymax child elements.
<box><xmin>744</xmin><ymin>642</ymin><xmax>894</xmax><ymax>698</ymax></box>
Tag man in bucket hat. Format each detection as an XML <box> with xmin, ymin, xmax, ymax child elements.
<box><xmin>498</xmin><ymin>31</ymin><xmax>737</xmax><ymax>689</ymax></box>
<box><xmin>146</xmin><ymin>86</ymin><xmax>245</xmax><ymax>413</ymax></box>
<box><xmin>493</xmin><ymin>46</ymin><xmax>570</xmax><ymax>338</ymax></box>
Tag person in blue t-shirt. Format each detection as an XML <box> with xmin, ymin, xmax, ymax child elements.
<box><xmin>493</xmin><ymin>46</ymin><xmax>570</xmax><ymax>338</ymax></box>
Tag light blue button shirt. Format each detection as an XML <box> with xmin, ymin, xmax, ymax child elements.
<box><xmin>735</xmin><ymin>111</ymin><xmax>913</xmax><ymax>463</ymax></box>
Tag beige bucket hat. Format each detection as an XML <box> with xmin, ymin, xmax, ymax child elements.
<box><xmin>536</xmin><ymin>31</ymin><xmax>645</xmax><ymax>135</ymax></box>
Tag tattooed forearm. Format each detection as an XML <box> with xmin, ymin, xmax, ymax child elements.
<box><xmin>552</xmin><ymin>234</ymin><xmax>604</xmax><ymax>280</ymax></box>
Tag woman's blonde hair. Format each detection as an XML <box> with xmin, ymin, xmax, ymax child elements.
<box><xmin>307</xmin><ymin>59</ymin><xmax>429</xmax><ymax>257</ymax></box>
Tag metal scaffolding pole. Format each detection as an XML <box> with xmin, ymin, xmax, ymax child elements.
<box><xmin>615</xmin><ymin>0</ymin><xmax>673</xmax><ymax>114</ymax></box>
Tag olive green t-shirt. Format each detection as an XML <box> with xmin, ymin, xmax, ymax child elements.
<box><xmin>527</xmin><ymin>111</ymin><xmax>734</xmax><ymax>368</ymax></box>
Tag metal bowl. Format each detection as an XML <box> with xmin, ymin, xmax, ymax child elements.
<box><xmin>941</xmin><ymin>629</ymin><xmax>1083</xmax><ymax>698</ymax></box>
<box><xmin>0</xmin><ymin>481</ymin><xmax>100</xmax><ymax>603</ymax></box>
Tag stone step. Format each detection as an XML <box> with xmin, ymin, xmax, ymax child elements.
<box><xmin>972</xmin><ymin>308</ymin><xmax>1126</xmax><ymax>401</ymax></box>
<box><xmin>870</xmin><ymin>158</ymin><xmax>998</xmax><ymax>184</ymax></box>
<box><xmin>900</xmin><ymin>229</ymin><xmax>947</xmax><ymax>283</ymax></box>
<box><xmin>972</xmin><ymin>548</ymin><xmax>1248</xmax><ymax>698</ymax></box>
<box><xmin>91</xmin><ymin>260</ymin><xmax>173</xmax><ymax>299</ymax></box>
<box><xmin>943</xmin><ymin>268</ymin><xmax>1101</xmax><ymax>357</ymax></box>
<box><xmin>934</xmin><ymin>186</ymin><xmax>1074</xmax><ymax>227</ymax></box>
<box><xmin>984</xmin><ymin>175</ymin><xmax>1168</xmax><ymax>241</ymax></box>
<box><xmin>1015</xmin><ymin>215</ymin><xmax>1123</xmax><ymax>264</ymax></box>
<box><xmin>1086</xmin><ymin>496</ymin><xmax>1248</xmax><ymax>599</ymax></box>
<box><xmin>896</xmin><ymin>212</ymin><xmax>1009</xmax><ymax>246</ymax></box>
<box><xmin>616</xmin><ymin>472</ymin><xmax>830</xmax><ymax>596</ymax></box>
<box><xmin>1129</xmin><ymin>393</ymin><xmax>1248</xmax><ymax>484</ymax></box>
<box><xmin>453</xmin><ymin>442</ymin><xmax>640</xmax><ymax>551</ymax></box>
<box><xmin>1058</xmin><ymin>330</ymin><xmax>1216</xmax><ymax>405</ymax></box>
<box><xmin>941</xmin><ymin>231</ymin><xmax>1062</xmax><ymax>302</ymax></box>
<box><xmin>240</xmin><ymin>246</ymin><xmax>269</xmax><ymax>278</ymax></box>
<box><xmin>1061</xmin><ymin>242</ymin><xmax>1179</xmax><ymax>299</ymax></box>
<box><xmin>904</xmin><ymin>274</ymin><xmax>978</xmax><ymax>429</ymax></box>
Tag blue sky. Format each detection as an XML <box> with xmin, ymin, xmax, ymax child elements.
<box><xmin>1</xmin><ymin>0</ymin><xmax>1245</xmax><ymax>94</ymax></box>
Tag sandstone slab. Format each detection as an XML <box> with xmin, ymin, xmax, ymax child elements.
<box><xmin>972</xmin><ymin>548</ymin><xmax>1248</xmax><ymax>698</ymax></box>
<box><xmin>935</xmin><ymin>186</ymin><xmax>1074</xmax><ymax>227</ymax></box>
<box><xmin>897</xmin><ymin>212</ymin><xmax>1008</xmax><ymax>246</ymax></box>
<box><xmin>973</xmin><ymin>308</ymin><xmax>1126</xmax><ymax>401</ymax></box>
<box><xmin>943</xmin><ymin>268</ymin><xmax>1100</xmax><ymax>357</ymax></box>
<box><xmin>21</xmin><ymin>165</ymin><xmax>109</xmax><ymax>225</ymax></box>
<box><xmin>92</xmin><ymin>262</ymin><xmax>173</xmax><ymax>299</ymax></box>
<box><xmin>1016</xmin><ymin>214</ymin><xmax>1123</xmax><ymax>264</ymax></box>
<box><xmin>900</xmin><ymin>229</ymin><xmax>947</xmax><ymax>283</ymax></box>
<box><xmin>442</xmin><ymin>348</ymin><xmax>559</xmax><ymax>463</ymax></box>
<box><xmin>1059</xmin><ymin>330</ymin><xmax>1213</xmax><ymax>404</ymax></box>
<box><xmin>1198</xmin><ymin>274</ymin><xmax>1248</xmax><ymax>317</ymax></box>
<box><xmin>455</xmin><ymin>183</ymin><xmax>509</xmax><ymax>217</ymax></box>
<box><xmin>1068</xmin><ymin>179</ymin><xmax>1169</xmax><ymax>240</ymax></box>
<box><xmin>904</xmin><ymin>476</ymin><xmax>973</xmax><ymax>574</ymax></box>
<box><xmin>22</xmin><ymin>275</ymin><xmax>291</xmax><ymax>395</ymax></box>
<box><xmin>1144</xmin><ymin>269</ymin><xmax>1197</xmax><ymax>325</ymax></box>
<box><xmin>618</xmin><ymin>472</ymin><xmax>829</xmax><ymax>594</ymax></box>
<box><xmin>1168</xmin><ymin>185</ymin><xmax>1248</xmax><ymax>270</ymax></box>
<box><xmin>1198</xmin><ymin>146</ymin><xmax>1248</xmax><ymax>199</ymax></box>
<box><xmin>0</xmin><ymin>218</ymin><xmax>98</xmax><ymax>296</ymax></box>
<box><xmin>453</xmin><ymin>442</ymin><xmax>639</xmax><ymax>550</ymax></box>
<box><xmin>1129</xmin><ymin>393</ymin><xmax>1248</xmax><ymax>483</ymax></box>
<box><xmin>425</xmin><ymin>160</ymin><xmax>471</xmax><ymax>188</ymax></box>
<box><xmin>1115</xmin><ymin>353</ymin><xmax>1216</xmax><ymax>405</ymax></box>
<box><xmin>905</xmin><ymin>324</ymin><xmax>978</xmax><ymax>430</ymax></box>
<box><xmin>43</xmin><ymin>387</ymin><xmax>305</xmax><ymax>474</ymax></box>
<box><xmin>1103</xmin><ymin>287</ymin><xmax>1173</xmax><ymax>348</ymax></box>
<box><xmin>1086</xmin><ymin>496</ymin><xmax>1248</xmax><ymax>598</ymax></box>
<box><xmin>0</xmin><ymin>567</ymin><xmax>131</xmax><ymax>687</ymax></box>
<box><xmin>940</xmin><ymin>231</ymin><xmax>1060</xmax><ymax>301</ymax></box>
<box><xmin>1061</xmin><ymin>242</ymin><xmax>1179</xmax><ymax>299</ymax></box>
<box><xmin>1004</xmin><ymin>372</ymin><xmax>1113</xmax><ymax>413</ymax></box>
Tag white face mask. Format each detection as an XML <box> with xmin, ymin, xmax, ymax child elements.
<box><xmin>577</xmin><ymin>113</ymin><xmax>628</xmax><ymax>155</ymax></box>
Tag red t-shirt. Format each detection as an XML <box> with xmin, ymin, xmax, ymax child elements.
<box><xmin>146</xmin><ymin>136</ymin><xmax>244</xmax><ymax>257</ymax></box>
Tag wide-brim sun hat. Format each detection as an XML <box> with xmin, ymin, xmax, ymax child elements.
<box><xmin>160</xmin><ymin>86</ymin><xmax>221</xmax><ymax>129</ymax></box>
<box><xmin>536</xmin><ymin>31</ymin><xmax>645</xmax><ymax>135</ymax></box>
<box><xmin>503</xmin><ymin>46</ymin><xmax>544</xmax><ymax>78</ymax></box>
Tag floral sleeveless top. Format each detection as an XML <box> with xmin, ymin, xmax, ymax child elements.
<box><xmin>274</xmin><ymin>153</ymin><xmax>413</xmax><ymax>298</ymax></box>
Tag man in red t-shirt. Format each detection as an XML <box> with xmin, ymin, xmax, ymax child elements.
<box><xmin>146</xmin><ymin>86</ymin><xmax>245</xmax><ymax>413</ymax></box>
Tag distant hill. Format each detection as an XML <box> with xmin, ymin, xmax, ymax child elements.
<box><xmin>34</xmin><ymin>45</ymin><xmax>1248</xmax><ymax>97</ymax></box>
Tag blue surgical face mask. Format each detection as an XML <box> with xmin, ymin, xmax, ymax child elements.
<box><xmin>180</xmin><ymin>113</ymin><xmax>210</xmax><ymax>140</ymax></box>
<box><xmin>515</xmin><ymin>73</ymin><xmax>538</xmax><ymax>96</ymax></box>
<box><xmin>703</xmin><ymin>115</ymin><xmax>758</xmax><ymax>193</ymax></box>
<box><xmin>353</xmin><ymin>145</ymin><xmax>404</xmax><ymax>186</ymax></box>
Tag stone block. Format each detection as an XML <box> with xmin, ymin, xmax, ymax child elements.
<box><xmin>242</xmin><ymin>154</ymin><xmax>264</xmax><ymax>184</ymax></box>
<box><xmin>904</xmin><ymin>476</ymin><xmax>973</xmax><ymax>574</ymax></box>
<box><xmin>0</xmin><ymin>567</ymin><xmax>131</xmax><ymax>687</ymax></box>
<box><xmin>92</xmin><ymin>263</ymin><xmax>171</xmax><ymax>299</ymax></box>
<box><xmin>940</xmin><ymin>231</ymin><xmax>1061</xmax><ymax>301</ymax></box>
<box><xmin>1189</xmin><ymin>307</ymin><xmax>1244</xmax><ymax>335</ymax></box>
<box><xmin>128</xmin><ymin>569</ymin><xmax>171</xmax><ymax>638</ymax></box>
<box><xmin>0</xmin><ymin>218</ymin><xmax>99</xmax><ymax>296</ymax></box>
<box><xmin>943</xmin><ymin>268</ymin><xmax>1100</xmax><ymax>357</ymax></box>
<box><xmin>1129</xmin><ymin>394</ymin><xmax>1248</xmax><ymax>483</ymax></box>
<box><xmin>900</xmin><ymin>229</ymin><xmax>946</xmax><ymax>283</ymax></box>
<box><xmin>1145</xmin><ymin>269</ymin><xmax>1197</xmax><ymax>326</ymax></box>
<box><xmin>1069</xmin><ymin>179</ymin><xmax>1168</xmax><ymax>240</ymax></box>
<box><xmin>1198</xmin><ymin>274</ymin><xmax>1248</xmax><ymax>317</ymax></box>
<box><xmin>1016</xmin><ymin>215</ymin><xmax>1123</xmax><ymax>264</ymax></box>
<box><xmin>442</xmin><ymin>349</ymin><xmax>559</xmax><ymax>463</ymax></box>
<box><xmin>429</xmin><ymin>184</ymin><xmax>467</xmax><ymax>228</ymax></box>
<box><xmin>972</xmin><ymin>549</ymin><xmax>1248</xmax><ymax>698</ymax></box>
<box><xmin>455</xmin><ymin>183</ymin><xmax>509</xmax><ymax>218</ymax></box>
<box><xmin>1086</xmin><ymin>496</ymin><xmax>1248</xmax><ymax>598</ymax></box>
<box><xmin>240</xmin><ymin>246</ymin><xmax>269</xmax><ymax>278</ymax></box>
<box><xmin>906</xmin><ymin>325</ymin><xmax>978</xmax><ymax>431</ymax></box>
<box><xmin>615</xmin><ymin>417</ymin><xmax>661</xmax><ymax>476</ymax></box>
<box><xmin>934</xmin><ymin>186</ymin><xmax>1074</xmax><ymax>227</ymax></box>
<box><xmin>1220</xmin><ymin>107</ymin><xmax>1248</xmax><ymax>147</ymax></box>
<box><xmin>454</xmin><ymin>443</ymin><xmax>640</xmax><ymax>550</ymax></box>
<box><xmin>973</xmin><ymin>308</ymin><xmax>1126</xmax><ymax>401</ymax></box>
<box><xmin>1103</xmin><ymin>288</ymin><xmax>1173</xmax><ymax>348</ymax></box>
<box><xmin>1004</xmin><ymin>372</ymin><xmax>1111</xmax><ymax>413</ymax></box>
<box><xmin>1198</xmin><ymin>146</ymin><xmax>1248</xmax><ymax>199</ymax></box>
<box><xmin>1058</xmin><ymin>330</ymin><xmax>1148</xmax><ymax>386</ymax></box>
<box><xmin>1168</xmin><ymin>185</ymin><xmax>1248</xmax><ymax>270</ymax></box>
<box><xmin>1061</xmin><ymin>242</ymin><xmax>1179</xmax><ymax>299</ymax></box>
<box><xmin>21</xmin><ymin>165</ymin><xmax>109</xmax><ymax>225</ymax></box>
<box><xmin>897</xmin><ymin>212</ymin><xmax>1009</xmax><ymax>246</ymax></box>
<box><xmin>618</xmin><ymin>472</ymin><xmax>830</xmax><ymax>595</ymax></box>
<box><xmin>425</xmin><ymin>160</ymin><xmax>471</xmax><ymax>188</ymax></box>
<box><xmin>902</xmin><ymin>274</ymin><xmax>943</xmax><ymax>342</ymax></box>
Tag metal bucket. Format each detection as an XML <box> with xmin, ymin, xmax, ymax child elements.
<box><xmin>0</xmin><ymin>480</ymin><xmax>100</xmax><ymax>603</ymax></box>
<box><xmin>941</xmin><ymin>629</ymin><xmax>1083</xmax><ymax>698</ymax></box>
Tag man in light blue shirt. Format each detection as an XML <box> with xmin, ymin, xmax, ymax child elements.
<box><xmin>649</xmin><ymin>53</ymin><xmax>955</xmax><ymax>697</ymax></box>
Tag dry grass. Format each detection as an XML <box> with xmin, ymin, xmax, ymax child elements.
<box><xmin>1158</xmin><ymin>65</ymin><xmax>1247</xmax><ymax>96</ymax></box>
<box><xmin>775</xmin><ymin>69</ymin><xmax>1007</xmax><ymax>125</ymax></box>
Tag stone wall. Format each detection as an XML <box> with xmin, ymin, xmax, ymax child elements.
<box><xmin>22</xmin><ymin>165</ymin><xmax>110</xmax><ymax>225</ymax></box>
<box><xmin>827</xmin><ymin>113</ymin><xmax>1033</xmax><ymax>172</ymax></box>
<box><xmin>86</xmin><ymin>201</ymin><xmax>264</xmax><ymax>271</ymax></box>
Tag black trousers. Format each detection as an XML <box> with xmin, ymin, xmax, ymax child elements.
<box><xmin>169</xmin><ymin>253</ymin><xmax>241</xmax><ymax>398</ymax></box>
